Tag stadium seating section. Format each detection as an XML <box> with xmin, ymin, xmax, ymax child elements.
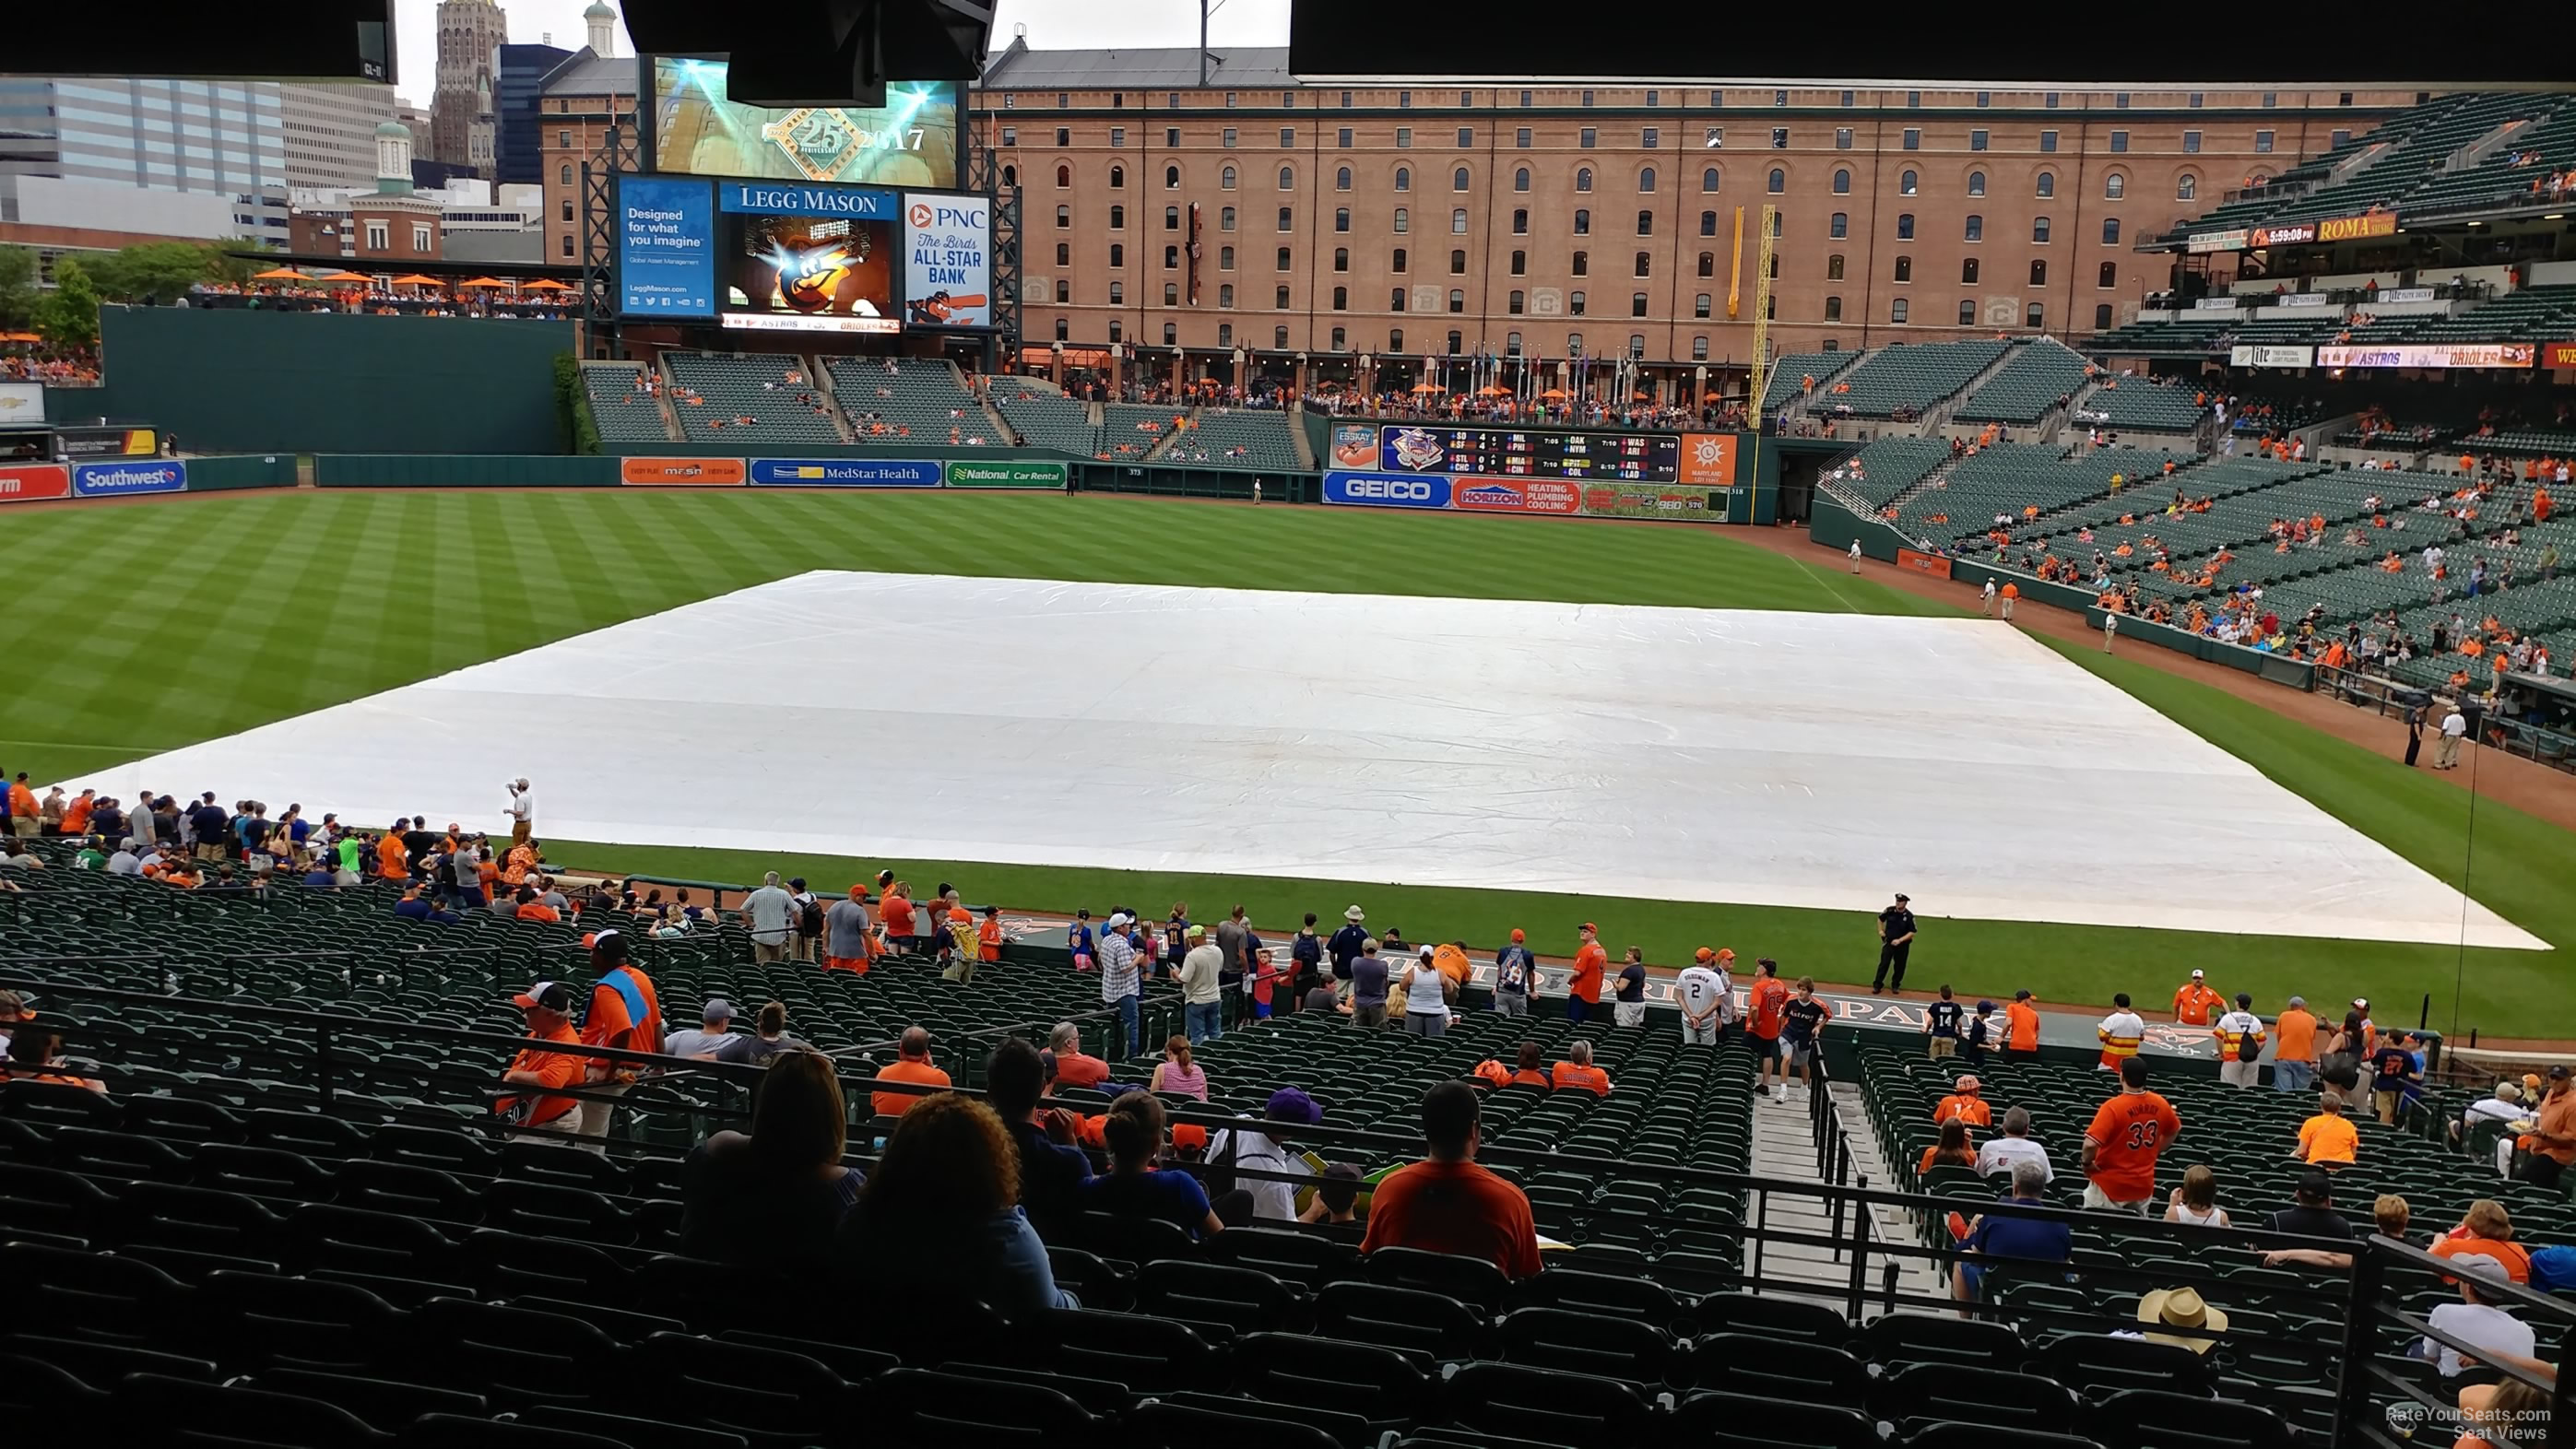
<box><xmin>1099</xmin><ymin>403</ymin><xmax>1188</xmax><ymax>461</ymax></box>
<box><xmin>1167</xmin><ymin>408</ymin><xmax>1306</xmax><ymax>470</ymax></box>
<box><xmin>1953</xmin><ymin>341</ymin><xmax>2092</xmax><ymax>427</ymax></box>
<box><xmin>1763</xmin><ymin>350</ymin><xmax>1861</xmax><ymax>412</ymax></box>
<box><xmin>1821</xmin><ymin>342</ymin><xmax>2009</xmax><ymax>419</ymax></box>
<box><xmin>663</xmin><ymin>353</ymin><xmax>845</xmax><ymax>446</ymax></box>
<box><xmin>993</xmin><ymin>384</ymin><xmax>1100</xmax><ymax>455</ymax></box>
<box><xmin>823</xmin><ymin>359</ymin><xmax>1004</xmax><ymax>445</ymax></box>
<box><xmin>1855</xmin><ymin>1041</ymin><xmax>2574</xmax><ymax>1443</ymax></box>
<box><xmin>1826</xmin><ymin>437</ymin><xmax>1951</xmax><ymax>511</ymax></box>
<box><xmin>581</xmin><ymin>362</ymin><xmax>678</xmax><ymax>446</ymax></box>
<box><xmin>2081</xmin><ymin>380</ymin><xmax>2204</xmax><ymax>435</ymax></box>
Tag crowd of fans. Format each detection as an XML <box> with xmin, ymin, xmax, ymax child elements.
<box><xmin>0</xmin><ymin>344</ymin><xmax>101</xmax><ymax>384</ymax></box>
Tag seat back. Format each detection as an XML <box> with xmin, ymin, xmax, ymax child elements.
<box><xmin>1674</xmin><ymin>1389</ymin><xmax>1878</xmax><ymax>1449</ymax></box>
<box><xmin>1697</xmin><ymin>1290</ymin><xmax>1849</xmax><ymax>1345</ymax></box>
<box><xmin>867</xmin><ymin>1366</ymin><xmax>1100</xmax><ymax>1447</ymax></box>
<box><xmin>1688</xmin><ymin>1331</ymin><xmax>1868</xmax><ymax>1400</ymax></box>
<box><xmin>1313</xmin><ymin>1280</ymin><xmax>1484</xmax><ymax>1361</ymax></box>
<box><xmin>1439</xmin><ymin>1361</ymin><xmax>1658</xmax><ymax>1449</ymax></box>
<box><xmin>1873</xmin><ymin>1362</ymin><xmax>2078</xmax><ymax>1436</ymax></box>
<box><xmin>1495</xmin><ymin>1306</ymin><xmax>1674</xmax><ymax>1386</ymax></box>
<box><xmin>1365</xmin><ymin>1245</ymin><xmax>1510</xmax><ymax>1314</ymax></box>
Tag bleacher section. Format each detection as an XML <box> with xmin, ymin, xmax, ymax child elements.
<box><xmin>1894</xmin><ymin>444</ymin><xmax>2127</xmax><ymax>540</ymax></box>
<box><xmin>1821</xmin><ymin>341</ymin><xmax>2009</xmax><ymax>418</ymax></box>
<box><xmin>663</xmin><ymin>352</ymin><xmax>844</xmax><ymax>446</ymax></box>
<box><xmin>1762</xmin><ymin>350</ymin><xmax>1861</xmax><ymax>411</ymax></box>
<box><xmin>2256</xmin><ymin>92</ymin><xmax>2547</xmax><ymax>229</ymax></box>
<box><xmin>1098</xmin><ymin>403</ymin><xmax>1186</xmax><ymax>461</ymax></box>
<box><xmin>581</xmin><ymin>362</ymin><xmax>676</xmax><ymax>445</ymax></box>
<box><xmin>1855</xmin><ymin>1042</ymin><xmax>2574</xmax><ymax>1443</ymax></box>
<box><xmin>823</xmin><ymin>358</ymin><xmax>1003</xmax><ymax>444</ymax></box>
<box><xmin>2086</xmin><ymin>316</ymin><xmax>2231</xmax><ymax>359</ymax></box>
<box><xmin>993</xmin><ymin>383</ymin><xmax>1098</xmax><ymax>454</ymax></box>
<box><xmin>2082</xmin><ymin>379</ymin><xmax>2204</xmax><ymax>435</ymax></box>
<box><xmin>2406</xmin><ymin>105</ymin><xmax>2576</xmax><ymax>218</ymax></box>
<box><xmin>1952</xmin><ymin>341</ymin><xmax>2091</xmax><ymax>427</ymax></box>
<box><xmin>1170</xmin><ymin>408</ymin><xmax>1305</xmax><ymax>470</ymax></box>
<box><xmin>1825</xmin><ymin>437</ymin><xmax>1951</xmax><ymax>512</ymax></box>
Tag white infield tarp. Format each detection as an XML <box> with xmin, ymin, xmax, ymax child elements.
<box><xmin>67</xmin><ymin>571</ymin><xmax>2542</xmax><ymax>949</ymax></box>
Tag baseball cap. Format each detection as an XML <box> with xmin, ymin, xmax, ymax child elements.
<box><xmin>513</xmin><ymin>982</ymin><xmax>573</xmax><ymax>1013</ymax></box>
<box><xmin>1420</xmin><ymin>945</ymin><xmax>1436</xmax><ymax>960</ymax></box>
<box><xmin>1694</xmin><ymin>947</ymin><xmax>1715</xmax><ymax>963</ymax></box>
<box><xmin>1976</xmin><ymin>999</ymin><xmax>1996</xmax><ymax>1013</ymax></box>
<box><xmin>1264</xmin><ymin>1087</ymin><xmax>1322</xmax><ymax>1125</ymax></box>
<box><xmin>1509</xmin><ymin>928</ymin><xmax>1525</xmax><ymax>943</ymax></box>
<box><xmin>2553</xmin><ymin>1065</ymin><xmax>2572</xmax><ymax>1080</ymax></box>
<box><xmin>2190</xmin><ymin>968</ymin><xmax>2204</xmax><ymax>979</ymax></box>
<box><xmin>2014</xmin><ymin>989</ymin><xmax>2033</xmax><ymax>1001</ymax></box>
<box><xmin>703</xmin><ymin>998</ymin><xmax>735</xmax><ymax>1023</ymax></box>
<box><xmin>1186</xmin><ymin>923</ymin><xmax>1206</xmax><ymax>938</ymax></box>
<box><xmin>2448</xmin><ymin>1253</ymin><xmax>2511</xmax><ymax>1288</ymax></box>
<box><xmin>2352</xmin><ymin>997</ymin><xmax>2369</xmax><ymax>1008</ymax></box>
<box><xmin>1579</xmin><ymin>921</ymin><xmax>1598</xmax><ymax>934</ymax></box>
<box><xmin>1106</xmin><ymin>912</ymin><xmax>1132</xmax><ymax>929</ymax></box>
<box><xmin>1956</xmin><ymin>1075</ymin><xmax>1982</xmax><ymax>1092</ymax></box>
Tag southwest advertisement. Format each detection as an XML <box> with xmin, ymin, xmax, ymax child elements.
<box><xmin>71</xmin><ymin>461</ymin><xmax>187</xmax><ymax>498</ymax></box>
<box><xmin>901</xmin><ymin>194</ymin><xmax>992</xmax><ymax>328</ymax></box>
<box><xmin>617</xmin><ymin>175</ymin><xmax>717</xmax><ymax>319</ymax></box>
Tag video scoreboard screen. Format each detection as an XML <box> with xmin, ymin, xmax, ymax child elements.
<box><xmin>1347</xmin><ymin>422</ymin><xmax>1681</xmax><ymax>482</ymax></box>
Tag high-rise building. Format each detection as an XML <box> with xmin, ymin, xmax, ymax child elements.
<box><xmin>0</xmin><ymin>77</ymin><xmax>290</xmax><ymax>243</ymax></box>
<box><xmin>496</xmin><ymin>43</ymin><xmax>577</xmax><ymax>187</ymax></box>
<box><xmin>278</xmin><ymin>82</ymin><xmax>408</xmax><ymax>191</ymax></box>
<box><xmin>432</xmin><ymin>0</ymin><xmax>509</xmax><ymax>169</ymax></box>
<box><xmin>538</xmin><ymin>53</ymin><xmax>641</xmax><ymax>265</ymax></box>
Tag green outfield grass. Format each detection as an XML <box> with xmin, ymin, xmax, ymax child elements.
<box><xmin>1</xmin><ymin>488</ymin><xmax>2564</xmax><ymax>1035</ymax></box>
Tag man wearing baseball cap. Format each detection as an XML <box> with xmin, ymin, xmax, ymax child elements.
<box><xmin>666</xmin><ymin>998</ymin><xmax>750</xmax><ymax>1063</ymax></box>
<box><xmin>1493</xmin><ymin>929</ymin><xmax>1534</xmax><ymax>1018</ymax></box>
<box><xmin>1675</xmin><ymin>948</ymin><xmax>1731</xmax><ymax>1047</ymax></box>
<box><xmin>2419</xmin><ymin>1253</ymin><xmax>2535</xmax><ymax>1379</ymax></box>
<box><xmin>1872</xmin><ymin>892</ymin><xmax>1917</xmax><ymax>995</ymax></box>
<box><xmin>1099</xmin><ymin>911</ymin><xmax>1142</xmax><ymax>1055</ymax></box>
<box><xmin>1566</xmin><ymin>924</ymin><xmax>1606</xmax><ymax>1026</ymax></box>
<box><xmin>2173</xmin><ymin>969</ymin><xmax>2223</xmax><ymax>1027</ymax></box>
<box><xmin>500</xmin><ymin>983</ymin><xmax>584</xmax><ymax>1142</ymax></box>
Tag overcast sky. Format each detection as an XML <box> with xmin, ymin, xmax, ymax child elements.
<box><xmin>391</xmin><ymin>0</ymin><xmax>1293</xmax><ymax>100</ymax></box>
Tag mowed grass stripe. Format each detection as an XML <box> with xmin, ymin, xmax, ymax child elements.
<box><xmin>0</xmin><ymin>488</ymin><xmax>2562</xmax><ymax>1033</ymax></box>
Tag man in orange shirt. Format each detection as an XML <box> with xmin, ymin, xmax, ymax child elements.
<box><xmin>58</xmin><ymin>790</ymin><xmax>94</xmax><ymax>839</ymax></box>
<box><xmin>513</xmin><ymin>886</ymin><xmax>561</xmax><ymax>923</ymax></box>
<box><xmin>2270</xmin><ymin>995</ymin><xmax>2319</xmax><ymax>1095</ymax></box>
<box><xmin>2515</xmin><ymin>1066</ymin><xmax>2576</xmax><ymax>1189</ymax></box>
<box><xmin>2172</xmin><ymin>969</ymin><xmax>2222</xmax><ymax>1026</ymax></box>
<box><xmin>2003</xmin><ymin>990</ymin><xmax>2041</xmax><ymax>1059</ymax></box>
<box><xmin>976</xmin><ymin>905</ymin><xmax>1005</xmax><ymax>964</ymax></box>
<box><xmin>871</xmin><ymin>1026</ymin><xmax>951</xmax><ymax>1120</ymax></box>
<box><xmin>500</xmin><ymin>982</ymin><xmax>585</xmax><ymax>1142</ymax></box>
<box><xmin>1999</xmin><ymin>581</ymin><xmax>2019</xmax><ymax>620</ymax></box>
<box><xmin>1747</xmin><ymin>958</ymin><xmax>1791</xmax><ymax>1095</ymax></box>
<box><xmin>4</xmin><ymin>774</ymin><xmax>36</xmax><ymax>841</ymax></box>
<box><xmin>1550</xmin><ymin>1039</ymin><xmax>1613</xmax><ymax>1096</ymax></box>
<box><xmin>2294</xmin><ymin>1093</ymin><xmax>2358</xmax><ymax>1169</ymax></box>
<box><xmin>1361</xmin><ymin>1081</ymin><xmax>1545</xmax><ymax>1278</ymax></box>
<box><xmin>376</xmin><ymin>825</ymin><xmax>409</xmax><ymax>882</ymax></box>
<box><xmin>2081</xmin><ymin>1056</ymin><xmax>2181</xmax><ymax>1213</ymax></box>
<box><xmin>1934</xmin><ymin>1075</ymin><xmax>1992</xmax><ymax>1128</ymax></box>
<box><xmin>1046</xmin><ymin>1021</ymin><xmax>1112</xmax><ymax>1090</ymax></box>
<box><xmin>1566</xmin><ymin>923</ymin><xmax>1606</xmax><ymax>1026</ymax></box>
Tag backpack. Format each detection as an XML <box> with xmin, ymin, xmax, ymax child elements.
<box><xmin>2236</xmin><ymin>1019</ymin><xmax>2262</xmax><ymax>1062</ymax></box>
<box><xmin>798</xmin><ymin>896</ymin><xmax>824</xmax><ymax>937</ymax></box>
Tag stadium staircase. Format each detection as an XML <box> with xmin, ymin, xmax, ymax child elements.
<box><xmin>1764</xmin><ymin>349</ymin><xmax>1862</xmax><ymax>428</ymax></box>
<box><xmin>1917</xmin><ymin>347</ymin><xmax>2027</xmax><ymax>434</ymax></box>
<box><xmin>579</xmin><ymin>360</ymin><xmax>680</xmax><ymax>445</ymax></box>
<box><xmin>1749</xmin><ymin>1065</ymin><xmax>1936</xmax><ymax>1303</ymax></box>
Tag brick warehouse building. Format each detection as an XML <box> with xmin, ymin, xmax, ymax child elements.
<box><xmin>974</xmin><ymin>41</ymin><xmax>2418</xmax><ymax>395</ymax></box>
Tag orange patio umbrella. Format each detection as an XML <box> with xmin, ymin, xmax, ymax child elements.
<box><xmin>252</xmin><ymin>265</ymin><xmax>312</xmax><ymax>282</ymax></box>
<box><xmin>1411</xmin><ymin>382</ymin><xmax>1447</xmax><ymax>394</ymax></box>
<box><xmin>1476</xmin><ymin>384</ymin><xmax>1508</xmax><ymax>396</ymax></box>
<box><xmin>454</xmin><ymin>277</ymin><xmax>508</xmax><ymax>289</ymax></box>
<box><xmin>1541</xmin><ymin>388</ymin><xmax>1568</xmax><ymax>399</ymax></box>
<box><xmin>520</xmin><ymin>278</ymin><xmax>572</xmax><ymax>292</ymax></box>
<box><xmin>318</xmin><ymin>270</ymin><xmax>372</xmax><ymax>284</ymax></box>
<box><xmin>389</xmin><ymin>274</ymin><xmax>443</xmax><ymax>288</ymax></box>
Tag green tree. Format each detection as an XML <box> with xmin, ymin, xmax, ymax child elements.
<box><xmin>89</xmin><ymin>241</ymin><xmax>230</xmax><ymax>303</ymax></box>
<box><xmin>38</xmin><ymin>258</ymin><xmax>100</xmax><ymax>351</ymax></box>
<box><xmin>0</xmin><ymin>245</ymin><xmax>38</xmax><ymax>331</ymax></box>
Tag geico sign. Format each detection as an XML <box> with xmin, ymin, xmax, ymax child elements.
<box><xmin>1348</xmin><ymin>477</ymin><xmax>1435</xmax><ymax>499</ymax></box>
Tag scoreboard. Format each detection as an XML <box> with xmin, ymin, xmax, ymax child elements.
<box><xmin>1372</xmin><ymin>423</ymin><xmax>1681</xmax><ymax>482</ymax></box>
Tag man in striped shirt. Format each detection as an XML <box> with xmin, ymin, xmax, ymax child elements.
<box><xmin>1099</xmin><ymin>911</ymin><xmax>1142</xmax><ymax>1057</ymax></box>
<box><xmin>2097</xmin><ymin>993</ymin><xmax>2145</xmax><ymax>1071</ymax></box>
<box><xmin>2213</xmin><ymin>993</ymin><xmax>2267</xmax><ymax>1089</ymax></box>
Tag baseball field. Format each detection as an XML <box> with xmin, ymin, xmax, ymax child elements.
<box><xmin>5</xmin><ymin>487</ymin><xmax>2565</xmax><ymax>1036</ymax></box>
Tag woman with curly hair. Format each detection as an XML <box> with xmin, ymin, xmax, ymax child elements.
<box><xmin>832</xmin><ymin>1094</ymin><xmax>1073</xmax><ymax>1318</ymax></box>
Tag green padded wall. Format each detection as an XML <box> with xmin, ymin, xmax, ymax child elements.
<box><xmin>93</xmin><ymin>306</ymin><xmax>575</xmax><ymax>455</ymax></box>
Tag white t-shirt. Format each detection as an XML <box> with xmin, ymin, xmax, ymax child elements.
<box><xmin>2425</xmin><ymin>1302</ymin><xmax>2534</xmax><ymax>1378</ymax></box>
<box><xmin>1214</xmin><ymin>1128</ymin><xmax>1308</xmax><ymax>1221</ymax></box>
<box><xmin>1403</xmin><ymin>962</ymin><xmax>1448</xmax><ymax>1015</ymax></box>
<box><xmin>665</xmin><ymin>1027</ymin><xmax>750</xmax><ymax>1063</ymax></box>
<box><xmin>2462</xmin><ymin>1096</ymin><xmax>2526</xmax><ymax>1127</ymax></box>
<box><xmin>507</xmin><ymin>790</ymin><xmax>535</xmax><ymax>825</ymax></box>
<box><xmin>2098</xmin><ymin>1010</ymin><xmax>2145</xmax><ymax>1050</ymax></box>
<box><xmin>2441</xmin><ymin>712</ymin><xmax>2467</xmax><ymax>738</ymax></box>
<box><xmin>1675</xmin><ymin>966</ymin><xmax>1726</xmax><ymax>1021</ymax></box>
<box><xmin>1975</xmin><ymin>1135</ymin><xmax>2053</xmax><ymax>1183</ymax></box>
<box><xmin>2214</xmin><ymin>1010</ymin><xmax>2265</xmax><ymax>1053</ymax></box>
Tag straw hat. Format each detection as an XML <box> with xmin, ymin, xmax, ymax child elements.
<box><xmin>2136</xmin><ymin>1287</ymin><xmax>2229</xmax><ymax>1353</ymax></box>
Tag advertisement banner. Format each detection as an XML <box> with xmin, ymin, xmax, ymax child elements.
<box><xmin>901</xmin><ymin>194</ymin><xmax>991</xmax><ymax>327</ymax></box>
<box><xmin>620</xmin><ymin>457</ymin><xmax>747</xmax><ymax>486</ymax></box>
<box><xmin>946</xmin><ymin>460</ymin><xmax>1068</xmax><ymax>489</ymax></box>
<box><xmin>646</xmin><ymin>59</ymin><xmax>959</xmax><ymax>191</ymax></box>
<box><xmin>1454</xmin><ymin>478</ymin><xmax>1580</xmax><ymax>513</ymax></box>
<box><xmin>749</xmin><ymin>457</ymin><xmax>940</xmax><ymax>487</ymax></box>
<box><xmin>2377</xmin><ymin>287</ymin><xmax>2435</xmax><ymax>304</ymax></box>
<box><xmin>2546</xmin><ymin>343</ymin><xmax>2576</xmax><ymax>369</ymax></box>
<box><xmin>720</xmin><ymin>182</ymin><xmax>900</xmax><ymax>219</ymax></box>
<box><xmin>2192</xmin><ymin>298</ymin><xmax>2242</xmax><ymax>312</ymax></box>
<box><xmin>58</xmin><ymin>427</ymin><xmax>161</xmax><ymax>457</ymax></box>
<box><xmin>72</xmin><ymin>460</ymin><xmax>186</xmax><ymax>498</ymax></box>
<box><xmin>1897</xmin><ymin>548</ymin><xmax>1954</xmax><ymax>579</ymax></box>
<box><xmin>1676</xmin><ymin>433</ymin><xmax>1738</xmax><ymax>486</ymax></box>
<box><xmin>2229</xmin><ymin>345</ymin><xmax>2315</xmax><ymax>369</ymax></box>
<box><xmin>1323</xmin><ymin>471</ymin><xmax>1453</xmax><ymax>509</ymax></box>
<box><xmin>2316</xmin><ymin>343</ymin><xmax>2535</xmax><ymax>370</ymax></box>
<box><xmin>2248</xmin><ymin>222</ymin><xmax>2317</xmax><ymax>248</ymax></box>
<box><xmin>617</xmin><ymin>175</ymin><xmax>717</xmax><ymax>318</ymax></box>
<box><xmin>1579</xmin><ymin>483</ymin><xmax>1729</xmax><ymax>522</ymax></box>
<box><xmin>2318</xmin><ymin>212</ymin><xmax>2399</xmax><ymax>243</ymax></box>
<box><xmin>0</xmin><ymin>383</ymin><xmax>42</xmax><ymax>422</ymax></box>
<box><xmin>0</xmin><ymin>464</ymin><xmax>71</xmax><ymax>504</ymax></box>
<box><xmin>1327</xmin><ymin>423</ymin><xmax>1378</xmax><ymax>470</ymax></box>
<box><xmin>2278</xmin><ymin>291</ymin><xmax>2333</xmax><ymax>307</ymax></box>
<box><xmin>2186</xmin><ymin>230</ymin><xmax>2249</xmax><ymax>253</ymax></box>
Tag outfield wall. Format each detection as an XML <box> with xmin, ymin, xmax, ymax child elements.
<box><xmin>0</xmin><ymin>453</ymin><xmax>297</xmax><ymax>507</ymax></box>
<box><xmin>88</xmin><ymin>307</ymin><xmax>573</xmax><ymax>455</ymax></box>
